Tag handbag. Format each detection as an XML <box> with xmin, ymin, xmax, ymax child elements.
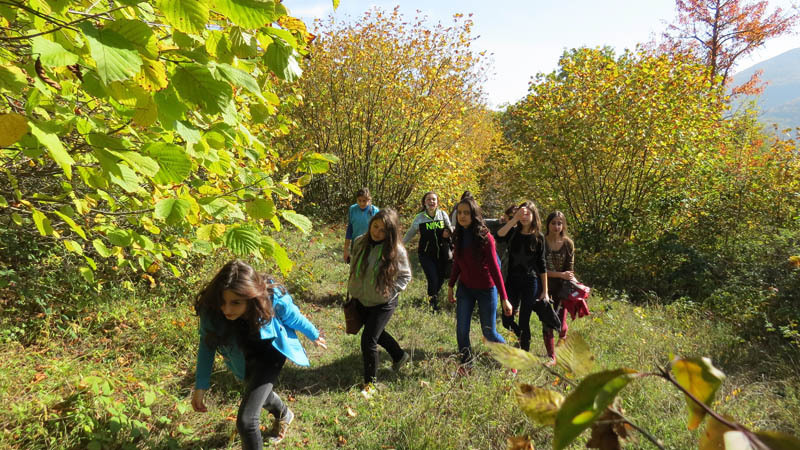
<box><xmin>342</xmin><ymin>294</ymin><xmax>363</xmax><ymax>335</ymax></box>
<box><xmin>533</xmin><ymin>298</ymin><xmax>562</xmax><ymax>331</ymax></box>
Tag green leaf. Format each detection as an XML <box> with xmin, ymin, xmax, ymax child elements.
<box><xmin>92</xmin><ymin>239</ymin><xmax>113</xmax><ymax>258</ymax></box>
<box><xmin>0</xmin><ymin>65</ymin><xmax>27</xmax><ymax>92</ymax></box>
<box><xmin>79</xmin><ymin>266</ymin><xmax>95</xmax><ymax>284</ymax></box>
<box><xmin>199</xmin><ymin>198</ymin><xmax>245</xmax><ymax>220</ymax></box>
<box><xmin>555</xmin><ymin>333</ymin><xmax>595</xmax><ymax>377</ymax></box>
<box><xmin>52</xmin><ymin>210</ymin><xmax>87</xmax><ymax>239</ymax></box>
<box><xmin>106</xmin><ymin>149</ymin><xmax>160</xmax><ymax>177</ymax></box>
<box><xmin>63</xmin><ymin>239</ymin><xmax>84</xmax><ymax>255</ymax></box>
<box><xmin>223</xmin><ymin>226</ymin><xmax>261</xmax><ymax>256</ymax></box>
<box><xmin>754</xmin><ymin>431</ymin><xmax>800</xmax><ymax>450</ymax></box>
<box><xmin>173</xmin><ymin>64</ymin><xmax>233</xmax><ymax>114</ymax></box>
<box><xmin>147</xmin><ymin>143</ymin><xmax>192</xmax><ymax>184</ymax></box>
<box><xmin>262</xmin><ymin>235</ymin><xmax>293</xmax><ymax>274</ymax></box>
<box><xmin>671</xmin><ymin>357</ymin><xmax>726</xmax><ymax>430</ymax></box>
<box><xmin>280</xmin><ymin>210</ymin><xmax>311</xmax><ymax>233</ymax></box>
<box><xmin>29</xmin><ymin>122</ymin><xmax>74</xmax><ymax>179</ymax></box>
<box><xmin>135</xmin><ymin>58</ymin><xmax>169</xmax><ymax>92</ymax></box>
<box><xmin>553</xmin><ymin>369</ymin><xmax>637</xmax><ymax>450</ymax></box>
<box><xmin>245</xmin><ymin>198</ymin><xmax>275</xmax><ymax>220</ymax></box>
<box><xmin>264</xmin><ymin>39</ymin><xmax>302</xmax><ymax>81</ymax></box>
<box><xmin>31</xmin><ymin>209</ymin><xmax>54</xmax><ymax>236</ymax></box>
<box><xmin>154</xmin><ymin>198</ymin><xmax>191</xmax><ymax>226</ymax></box>
<box><xmin>486</xmin><ymin>341</ymin><xmax>540</xmax><ymax>371</ymax></box>
<box><xmin>212</xmin><ymin>63</ymin><xmax>265</xmax><ymax>101</ymax></box>
<box><xmin>79</xmin><ymin>22</ymin><xmax>143</xmax><ymax>84</ymax></box>
<box><xmin>0</xmin><ymin>113</ymin><xmax>29</xmax><ymax>148</ymax></box>
<box><xmin>109</xmin><ymin>164</ymin><xmax>143</xmax><ymax>193</ymax></box>
<box><xmin>157</xmin><ymin>0</ymin><xmax>209</xmax><ymax>34</ymax></box>
<box><xmin>516</xmin><ymin>384</ymin><xmax>564</xmax><ymax>426</ymax></box>
<box><xmin>196</xmin><ymin>223</ymin><xmax>226</xmax><ymax>241</ymax></box>
<box><xmin>106</xmin><ymin>19</ymin><xmax>159</xmax><ymax>59</ymax></box>
<box><xmin>143</xmin><ymin>391</ymin><xmax>156</xmax><ymax>407</ymax></box>
<box><xmin>212</xmin><ymin>0</ymin><xmax>276</xmax><ymax>28</ymax></box>
<box><xmin>31</xmin><ymin>36</ymin><xmax>78</xmax><ymax>67</ymax></box>
<box><xmin>108</xmin><ymin>229</ymin><xmax>133</xmax><ymax>247</ymax></box>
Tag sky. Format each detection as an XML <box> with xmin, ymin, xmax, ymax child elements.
<box><xmin>286</xmin><ymin>0</ymin><xmax>800</xmax><ymax>108</ymax></box>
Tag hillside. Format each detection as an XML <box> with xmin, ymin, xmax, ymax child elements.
<box><xmin>733</xmin><ymin>48</ymin><xmax>800</xmax><ymax>130</ymax></box>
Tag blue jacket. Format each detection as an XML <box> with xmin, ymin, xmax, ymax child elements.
<box><xmin>346</xmin><ymin>204</ymin><xmax>379</xmax><ymax>240</ymax></box>
<box><xmin>194</xmin><ymin>288</ymin><xmax>320</xmax><ymax>390</ymax></box>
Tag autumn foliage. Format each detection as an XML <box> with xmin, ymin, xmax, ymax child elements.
<box><xmin>284</xmin><ymin>7</ymin><xmax>498</xmax><ymax>214</ymax></box>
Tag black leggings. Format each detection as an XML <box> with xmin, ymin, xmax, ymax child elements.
<box><xmin>356</xmin><ymin>297</ymin><xmax>404</xmax><ymax>384</ymax></box>
<box><xmin>237</xmin><ymin>344</ymin><xmax>287</xmax><ymax>450</ymax></box>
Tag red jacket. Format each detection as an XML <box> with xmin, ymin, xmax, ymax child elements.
<box><xmin>449</xmin><ymin>232</ymin><xmax>507</xmax><ymax>299</ymax></box>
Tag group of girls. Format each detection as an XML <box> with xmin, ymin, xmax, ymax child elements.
<box><xmin>189</xmin><ymin>188</ymin><xmax>584</xmax><ymax>447</ymax></box>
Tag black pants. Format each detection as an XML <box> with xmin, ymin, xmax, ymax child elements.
<box><xmin>507</xmin><ymin>272</ymin><xmax>540</xmax><ymax>351</ymax></box>
<box><xmin>356</xmin><ymin>297</ymin><xmax>404</xmax><ymax>384</ymax></box>
<box><xmin>237</xmin><ymin>343</ymin><xmax>287</xmax><ymax>450</ymax></box>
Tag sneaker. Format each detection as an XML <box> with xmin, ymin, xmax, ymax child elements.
<box><xmin>392</xmin><ymin>352</ymin><xmax>411</xmax><ymax>372</ymax></box>
<box><xmin>268</xmin><ymin>408</ymin><xmax>294</xmax><ymax>444</ymax></box>
<box><xmin>360</xmin><ymin>383</ymin><xmax>377</xmax><ymax>399</ymax></box>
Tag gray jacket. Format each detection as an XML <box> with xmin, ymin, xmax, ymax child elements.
<box><xmin>348</xmin><ymin>235</ymin><xmax>412</xmax><ymax>307</ymax></box>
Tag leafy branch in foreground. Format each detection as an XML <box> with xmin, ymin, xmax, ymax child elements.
<box><xmin>488</xmin><ymin>334</ymin><xmax>800</xmax><ymax>449</ymax></box>
<box><xmin>0</xmin><ymin>0</ymin><xmax>342</xmax><ymax>287</ymax></box>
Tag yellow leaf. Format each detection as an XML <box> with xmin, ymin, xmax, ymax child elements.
<box><xmin>516</xmin><ymin>384</ymin><xmax>564</xmax><ymax>426</ymax></box>
<box><xmin>0</xmin><ymin>113</ymin><xmax>29</xmax><ymax>147</ymax></box>
<box><xmin>671</xmin><ymin>357</ymin><xmax>726</xmax><ymax>430</ymax></box>
<box><xmin>135</xmin><ymin>58</ymin><xmax>168</xmax><ymax>92</ymax></box>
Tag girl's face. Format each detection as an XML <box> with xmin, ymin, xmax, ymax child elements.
<box><xmin>518</xmin><ymin>207</ymin><xmax>533</xmax><ymax>226</ymax></box>
<box><xmin>221</xmin><ymin>289</ymin><xmax>248</xmax><ymax>321</ymax></box>
<box><xmin>356</xmin><ymin>195</ymin><xmax>370</xmax><ymax>209</ymax></box>
<box><xmin>456</xmin><ymin>203</ymin><xmax>472</xmax><ymax>228</ymax></box>
<box><xmin>424</xmin><ymin>194</ymin><xmax>438</xmax><ymax>211</ymax></box>
<box><xmin>369</xmin><ymin>218</ymin><xmax>387</xmax><ymax>242</ymax></box>
<box><xmin>548</xmin><ymin>217</ymin><xmax>564</xmax><ymax>236</ymax></box>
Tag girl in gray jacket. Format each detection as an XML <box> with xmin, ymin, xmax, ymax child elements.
<box><xmin>349</xmin><ymin>208</ymin><xmax>413</xmax><ymax>389</ymax></box>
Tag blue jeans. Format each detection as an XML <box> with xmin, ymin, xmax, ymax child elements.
<box><xmin>455</xmin><ymin>284</ymin><xmax>506</xmax><ymax>365</ymax></box>
<box><xmin>419</xmin><ymin>253</ymin><xmax>443</xmax><ymax>297</ymax></box>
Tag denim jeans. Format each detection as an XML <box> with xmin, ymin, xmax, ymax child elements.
<box><xmin>419</xmin><ymin>253</ymin><xmax>443</xmax><ymax>297</ymax></box>
<box><xmin>507</xmin><ymin>272</ymin><xmax>541</xmax><ymax>351</ymax></box>
<box><xmin>455</xmin><ymin>284</ymin><xmax>506</xmax><ymax>365</ymax></box>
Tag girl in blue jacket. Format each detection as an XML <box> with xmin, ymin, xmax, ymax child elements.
<box><xmin>191</xmin><ymin>260</ymin><xmax>326</xmax><ymax>448</ymax></box>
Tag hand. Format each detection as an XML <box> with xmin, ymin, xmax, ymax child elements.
<box><xmin>191</xmin><ymin>389</ymin><xmax>207</xmax><ymax>413</ymax></box>
<box><xmin>501</xmin><ymin>299</ymin><xmax>513</xmax><ymax>316</ymax></box>
<box><xmin>512</xmin><ymin>208</ymin><xmax>526</xmax><ymax>222</ymax></box>
<box><xmin>314</xmin><ymin>336</ymin><xmax>328</xmax><ymax>349</ymax></box>
<box><xmin>538</xmin><ymin>292</ymin><xmax>550</xmax><ymax>302</ymax></box>
<box><xmin>343</xmin><ymin>250</ymin><xmax>350</xmax><ymax>264</ymax></box>
<box><xmin>562</xmin><ymin>271</ymin><xmax>575</xmax><ymax>281</ymax></box>
<box><xmin>448</xmin><ymin>287</ymin><xmax>456</xmax><ymax>303</ymax></box>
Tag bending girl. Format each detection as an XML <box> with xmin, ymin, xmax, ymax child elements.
<box><xmin>191</xmin><ymin>260</ymin><xmax>326</xmax><ymax>448</ymax></box>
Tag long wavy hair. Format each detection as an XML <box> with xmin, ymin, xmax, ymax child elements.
<box><xmin>194</xmin><ymin>260</ymin><xmax>277</xmax><ymax>346</ymax></box>
<box><xmin>352</xmin><ymin>208</ymin><xmax>402</xmax><ymax>297</ymax></box>
<box><xmin>453</xmin><ymin>197</ymin><xmax>489</xmax><ymax>255</ymax></box>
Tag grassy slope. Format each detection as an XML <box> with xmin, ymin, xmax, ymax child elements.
<box><xmin>1</xmin><ymin>224</ymin><xmax>798</xmax><ymax>449</ymax></box>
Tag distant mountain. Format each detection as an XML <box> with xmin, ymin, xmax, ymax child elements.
<box><xmin>732</xmin><ymin>48</ymin><xmax>800</xmax><ymax>131</ymax></box>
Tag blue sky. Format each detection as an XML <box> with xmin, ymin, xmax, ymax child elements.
<box><xmin>286</xmin><ymin>0</ymin><xmax>799</xmax><ymax>108</ymax></box>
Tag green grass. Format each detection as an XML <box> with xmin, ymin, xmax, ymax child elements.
<box><xmin>1</xmin><ymin>224</ymin><xmax>798</xmax><ymax>449</ymax></box>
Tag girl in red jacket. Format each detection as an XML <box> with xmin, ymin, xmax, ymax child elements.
<box><xmin>447</xmin><ymin>197</ymin><xmax>512</xmax><ymax>370</ymax></box>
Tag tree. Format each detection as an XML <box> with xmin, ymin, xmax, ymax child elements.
<box><xmin>666</xmin><ymin>0</ymin><xmax>799</xmax><ymax>94</ymax></box>
<box><xmin>284</xmin><ymin>7</ymin><xmax>495</xmax><ymax>214</ymax></box>
<box><xmin>0</xmin><ymin>0</ymin><xmax>335</xmax><ymax>283</ymax></box>
<box><xmin>504</xmin><ymin>47</ymin><xmax>725</xmax><ymax>245</ymax></box>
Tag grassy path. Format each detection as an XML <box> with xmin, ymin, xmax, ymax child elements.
<box><xmin>1</xmin><ymin>224</ymin><xmax>798</xmax><ymax>449</ymax></box>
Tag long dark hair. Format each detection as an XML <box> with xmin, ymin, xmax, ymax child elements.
<box><xmin>515</xmin><ymin>200</ymin><xmax>544</xmax><ymax>251</ymax></box>
<box><xmin>453</xmin><ymin>197</ymin><xmax>489</xmax><ymax>255</ymax></box>
<box><xmin>352</xmin><ymin>208</ymin><xmax>402</xmax><ymax>297</ymax></box>
<box><xmin>194</xmin><ymin>260</ymin><xmax>277</xmax><ymax>344</ymax></box>
<box><xmin>545</xmin><ymin>210</ymin><xmax>571</xmax><ymax>240</ymax></box>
